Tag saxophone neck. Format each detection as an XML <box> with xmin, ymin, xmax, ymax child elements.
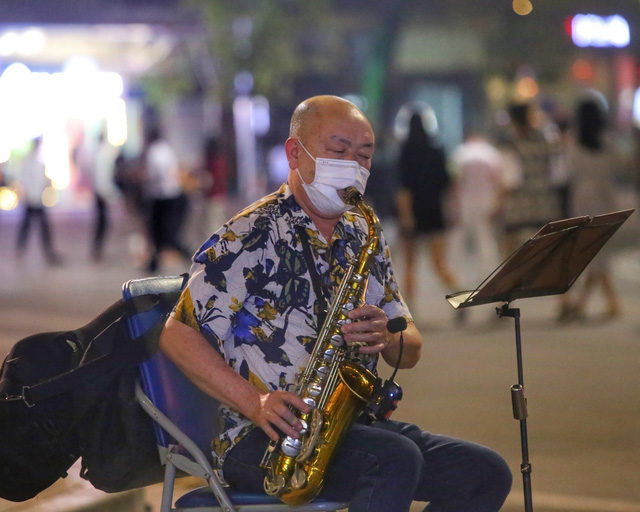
<box><xmin>343</xmin><ymin>187</ymin><xmax>381</xmax><ymax>255</ymax></box>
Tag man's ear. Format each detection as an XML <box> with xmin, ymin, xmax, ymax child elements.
<box><xmin>285</xmin><ymin>137</ymin><xmax>300</xmax><ymax>170</ymax></box>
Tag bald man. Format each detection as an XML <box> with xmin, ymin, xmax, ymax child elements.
<box><xmin>160</xmin><ymin>96</ymin><xmax>511</xmax><ymax>511</ymax></box>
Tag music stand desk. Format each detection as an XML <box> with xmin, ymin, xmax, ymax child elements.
<box><xmin>446</xmin><ymin>209</ymin><xmax>634</xmax><ymax>309</ymax></box>
<box><xmin>444</xmin><ymin>209</ymin><xmax>634</xmax><ymax>512</ymax></box>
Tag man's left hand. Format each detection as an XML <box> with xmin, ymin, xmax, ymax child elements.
<box><xmin>341</xmin><ymin>304</ymin><xmax>392</xmax><ymax>355</ymax></box>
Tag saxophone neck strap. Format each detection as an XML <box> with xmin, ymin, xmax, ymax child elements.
<box><xmin>296</xmin><ymin>226</ymin><xmax>330</xmax><ymax>327</ymax></box>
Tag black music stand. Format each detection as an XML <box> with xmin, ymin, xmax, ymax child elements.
<box><xmin>445</xmin><ymin>209</ymin><xmax>634</xmax><ymax>512</ymax></box>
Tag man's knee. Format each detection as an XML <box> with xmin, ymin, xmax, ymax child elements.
<box><xmin>376</xmin><ymin>432</ymin><xmax>424</xmax><ymax>481</ymax></box>
<box><xmin>475</xmin><ymin>448</ymin><xmax>512</xmax><ymax>509</ymax></box>
<box><xmin>491</xmin><ymin>451</ymin><xmax>513</xmax><ymax>500</ymax></box>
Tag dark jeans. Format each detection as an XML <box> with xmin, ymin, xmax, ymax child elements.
<box><xmin>222</xmin><ymin>418</ymin><xmax>512</xmax><ymax>512</ymax></box>
<box><xmin>148</xmin><ymin>195</ymin><xmax>191</xmax><ymax>271</ymax></box>
<box><xmin>93</xmin><ymin>193</ymin><xmax>108</xmax><ymax>259</ymax></box>
<box><xmin>16</xmin><ymin>206</ymin><xmax>56</xmax><ymax>262</ymax></box>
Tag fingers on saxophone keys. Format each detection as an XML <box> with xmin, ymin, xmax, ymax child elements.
<box><xmin>358</xmin><ymin>341</ymin><xmax>386</xmax><ymax>354</ymax></box>
<box><xmin>259</xmin><ymin>417</ymin><xmax>281</xmax><ymax>442</ymax></box>
<box><xmin>341</xmin><ymin>329</ymin><xmax>381</xmax><ymax>343</ymax></box>
<box><xmin>282</xmin><ymin>392</ymin><xmax>311</xmax><ymax>415</ymax></box>
<box><xmin>276</xmin><ymin>398</ymin><xmax>308</xmax><ymax>433</ymax></box>
<box><xmin>271</xmin><ymin>412</ymin><xmax>302</xmax><ymax>440</ymax></box>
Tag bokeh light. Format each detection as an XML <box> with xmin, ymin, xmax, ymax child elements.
<box><xmin>41</xmin><ymin>186</ymin><xmax>59</xmax><ymax>207</ymax></box>
<box><xmin>571</xmin><ymin>59</ymin><xmax>595</xmax><ymax>82</ymax></box>
<box><xmin>0</xmin><ymin>187</ymin><xmax>19</xmax><ymax>210</ymax></box>
<box><xmin>515</xmin><ymin>76</ymin><xmax>539</xmax><ymax>99</ymax></box>
<box><xmin>0</xmin><ymin>60</ymin><xmax>126</xmax><ymax>191</ymax></box>
<box><xmin>512</xmin><ymin>0</ymin><xmax>533</xmax><ymax>16</ymax></box>
<box><xmin>571</xmin><ymin>14</ymin><xmax>630</xmax><ymax>48</ymax></box>
<box><xmin>107</xmin><ymin>97</ymin><xmax>128</xmax><ymax>147</ymax></box>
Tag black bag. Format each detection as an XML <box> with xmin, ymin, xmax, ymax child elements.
<box><xmin>77</xmin><ymin>365</ymin><xmax>164</xmax><ymax>493</ymax></box>
<box><xmin>0</xmin><ymin>286</ymin><xmax>182</xmax><ymax>502</ymax></box>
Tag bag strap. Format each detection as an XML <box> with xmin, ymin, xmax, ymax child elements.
<box><xmin>297</xmin><ymin>226</ymin><xmax>330</xmax><ymax>327</ymax></box>
<box><xmin>19</xmin><ymin>293</ymin><xmax>175</xmax><ymax>407</ymax></box>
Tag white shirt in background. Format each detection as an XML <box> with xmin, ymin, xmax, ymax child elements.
<box><xmin>145</xmin><ymin>139</ymin><xmax>182</xmax><ymax>199</ymax></box>
<box><xmin>20</xmin><ymin>152</ymin><xmax>49</xmax><ymax>207</ymax></box>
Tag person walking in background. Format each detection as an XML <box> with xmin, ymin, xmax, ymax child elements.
<box><xmin>560</xmin><ymin>98</ymin><xmax>622</xmax><ymax>321</ymax></box>
<box><xmin>144</xmin><ymin>127</ymin><xmax>191</xmax><ymax>273</ymax></box>
<box><xmin>15</xmin><ymin>137</ymin><xmax>60</xmax><ymax>265</ymax></box>
<box><xmin>80</xmin><ymin>131</ymin><xmax>119</xmax><ymax>262</ymax></box>
<box><xmin>499</xmin><ymin>102</ymin><xmax>561</xmax><ymax>257</ymax></box>
<box><xmin>112</xmin><ymin>151</ymin><xmax>151</xmax><ymax>266</ymax></box>
<box><xmin>203</xmin><ymin>135</ymin><xmax>229</xmax><ymax>236</ymax></box>
<box><xmin>450</xmin><ymin>130</ymin><xmax>503</xmax><ymax>293</ymax></box>
<box><xmin>549</xmin><ymin>113</ymin><xmax>573</xmax><ymax>220</ymax></box>
<box><xmin>396</xmin><ymin>112</ymin><xmax>457</xmax><ymax>304</ymax></box>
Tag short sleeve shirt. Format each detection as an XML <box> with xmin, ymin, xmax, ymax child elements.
<box><xmin>171</xmin><ymin>183</ymin><xmax>412</xmax><ymax>468</ymax></box>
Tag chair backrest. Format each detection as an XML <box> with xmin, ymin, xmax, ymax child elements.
<box><xmin>123</xmin><ymin>275</ymin><xmax>221</xmax><ymax>457</ymax></box>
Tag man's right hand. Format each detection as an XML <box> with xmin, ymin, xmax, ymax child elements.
<box><xmin>160</xmin><ymin>317</ymin><xmax>312</xmax><ymax>444</ymax></box>
<box><xmin>252</xmin><ymin>391</ymin><xmax>311</xmax><ymax>442</ymax></box>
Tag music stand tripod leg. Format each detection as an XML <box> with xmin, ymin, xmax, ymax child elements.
<box><xmin>497</xmin><ymin>304</ymin><xmax>534</xmax><ymax>512</ymax></box>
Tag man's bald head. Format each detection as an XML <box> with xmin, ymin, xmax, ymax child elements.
<box><xmin>289</xmin><ymin>95</ymin><xmax>369</xmax><ymax>141</ymax></box>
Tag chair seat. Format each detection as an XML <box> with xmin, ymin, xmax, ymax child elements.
<box><xmin>175</xmin><ymin>485</ymin><xmax>346</xmax><ymax>509</ymax></box>
<box><xmin>176</xmin><ymin>486</ymin><xmax>283</xmax><ymax>507</ymax></box>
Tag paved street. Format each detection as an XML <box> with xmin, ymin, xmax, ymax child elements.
<box><xmin>1</xmin><ymin>201</ymin><xmax>639</xmax><ymax>512</ymax></box>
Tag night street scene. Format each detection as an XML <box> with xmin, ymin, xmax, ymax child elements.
<box><xmin>1</xmin><ymin>1</ymin><xmax>640</xmax><ymax>511</ymax></box>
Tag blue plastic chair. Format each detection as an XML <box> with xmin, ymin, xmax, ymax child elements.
<box><xmin>123</xmin><ymin>276</ymin><xmax>348</xmax><ymax>512</ymax></box>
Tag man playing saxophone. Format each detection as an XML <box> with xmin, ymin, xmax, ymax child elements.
<box><xmin>159</xmin><ymin>95</ymin><xmax>512</xmax><ymax>511</ymax></box>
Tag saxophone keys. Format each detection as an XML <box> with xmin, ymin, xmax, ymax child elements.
<box><xmin>307</xmin><ymin>382</ymin><xmax>322</xmax><ymax>397</ymax></box>
<box><xmin>281</xmin><ymin>436</ymin><xmax>302</xmax><ymax>457</ymax></box>
<box><xmin>316</xmin><ymin>365</ymin><xmax>328</xmax><ymax>379</ymax></box>
<box><xmin>264</xmin><ymin>474</ymin><xmax>286</xmax><ymax>495</ymax></box>
<box><xmin>323</xmin><ymin>349</ymin><xmax>335</xmax><ymax>362</ymax></box>
<box><xmin>291</xmin><ymin>465</ymin><xmax>307</xmax><ymax>490</ymax></box>
<box><xmin>330</xmin><ymin>334</ymin><xmax>344</xmax><ymax>347</ymax></box>
<box><xmin>298</xmin><ymin>419</ymin><xmax>309</xmax><ymax>436</ymax></box>
<box><xmin>303</xmin><ymin>397</ymin><xmax>316</xmax><ymax>409</ymax></box>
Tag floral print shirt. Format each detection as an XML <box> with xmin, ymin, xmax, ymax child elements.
<box><xmin>171</xmin><ymin>183</ymin><xmax>412</xmax><ymax>469</ymax></box>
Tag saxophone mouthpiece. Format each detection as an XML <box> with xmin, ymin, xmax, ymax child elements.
<box><xmin>343</xmin><ymin>187</ymin><xmax>362</xmax><ymax>206</ymax></box>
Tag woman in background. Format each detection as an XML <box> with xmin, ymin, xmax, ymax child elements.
<box><xmin>561</xmin><ymin>98</ymin><xmax>621</xmax><ymax>320</ymax></box>
<box><xmin>396</xmin><ymin>112</ymin><xmax>457</xmax><ymax>304</ymax></box>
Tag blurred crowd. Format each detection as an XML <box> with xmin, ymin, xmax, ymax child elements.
<box><xmin>1</xmin><ymin>123</ymin><xmax>231</xmax><ymax>274</ymax></box>
<box><xmin>384</xmin><ymin>95</ymin><xmax>631</xmax><ymax>324</ymax></box>
<box><xmin>2</xmin><ymin>93</ymin><xmax>635</xmax><ymax>325</ymax></box>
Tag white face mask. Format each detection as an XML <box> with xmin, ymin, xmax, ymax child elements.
<box><xmin>296</xmin><ymin>140</ymin><xmax>370</xmax><ymax>217</ymax></box>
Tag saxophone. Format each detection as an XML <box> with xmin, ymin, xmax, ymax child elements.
<box><xmin>261</xmin><ymin>186</ymin><xmax>382</xmax><ymax>506</ymax></box>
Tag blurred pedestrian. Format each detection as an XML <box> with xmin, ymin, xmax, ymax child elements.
<box><xmin>499</xmin><ymin>102</ymin><xmax>561</xmax><ymax>256</ymax></box>
<box><xmin>144</xmin><ymin>127</ymin><xmax>191</xmax><ymax>273</ymax></box>
<box><xmin>15</xmin><ymin>137</ymin><xmax>60</xmax><ymax>265</ymax></box>
<box><xmin>203</xmin><ymin>135</ymin><xmax>229</xmax><ymax>236</ymax></box>
<box><xmin>560</xmin><ymin>98</ymin><xmax>622</xmax><ymax>321</ymax></box>
<box><xmin>549</xmin><ymin>113</ymin><xmax>573</xmax><ymax>220</ymax></box>
<box><xmin>396</xmin><ymin>112</ymin><xmax>457</xmax><ymax>304</ymax></box>
<box><xmin>111</xmin><ymin>152</ymin><xmax>150</xmax><ymax>266</ymax></box>
<box><xmin>450</xmin><ymin>131</ymin><xmax>503</xmax><ymax>291</ymax></box>
<box><xmin>78</xmin><ymin>131</ymin><xmax>119</xmax><ymax>262</ymax></box>
<box><xmin>114</xmin><ymin>152</ymin><xmax>145</xmax><ymax>217</ymax></box>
